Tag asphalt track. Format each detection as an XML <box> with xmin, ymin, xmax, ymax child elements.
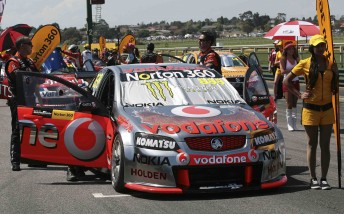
<box><xmin>0</xmin><ymin>81</ymin><xmax>343</xmax><ymax>214</ymax></box>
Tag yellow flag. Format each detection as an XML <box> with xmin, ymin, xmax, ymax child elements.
<box><xmin>119</xmin><ymin>34</ymin><xmax>136</xmax><ymax>54</ymax></box>
<box><xmin>316</xmin><ymin>0</ymin><xmax>334</xmax><ymax>65</ymax></box>
<box><xmin>99</xmin><ymin>36</ymin><xmax>106</xmax><ymax>58</ymax></box>
<box><xmin>30</xmin><ymin>25</ymin><xmax>61</xmax><ymax>69</ymax></box>
<box><xmin>317</xmin><ymin>0</ymin><xmax>342</xmax><ymax>188</ymax></box>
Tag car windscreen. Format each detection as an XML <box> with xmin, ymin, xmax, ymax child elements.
<box><xmin>221</xmin><ymin>54</ymin><xmax>246</xmax><ymax>67</ymax></box>
<box><xmin>120</xmin><ymin>69</ymin><xmax>245</xmax><ymax>107</ymax></box>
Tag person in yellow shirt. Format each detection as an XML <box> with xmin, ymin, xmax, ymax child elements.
<box><xmin>273</xmin><ymin>41</ymin><xmax>283</xmax><ymax>100</ymax></box>
<box><xmin>283</xmin><ymin>35</ymin><xmax>338</xmax><ymax>190</ymax></box>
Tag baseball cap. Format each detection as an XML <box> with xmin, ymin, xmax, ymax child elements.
<box><xmin>309</xmin><ymin>35</ymin><xmax>326</xmax><ymax>46</ymax></box>
<box><xmin>273</xmin><ymin>40</ymin><xmax>280</xmax><ymax>44</ymax></box>
<box><xmin>284</xmin><ymin>41</ymin><xmax>296</xmax><ymax>50</ymax></box>
<box><xmin>277</xmin><ymin>41</ymin><xmax>283</xmax><ymax>46</ymax></box>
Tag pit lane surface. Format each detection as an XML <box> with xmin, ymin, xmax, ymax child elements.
<box><xmin>1</xmin><ymin>82</ymin><xmax>343</xmax><ymax>214</ymax></box>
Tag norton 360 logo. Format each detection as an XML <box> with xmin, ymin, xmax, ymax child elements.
<box><xmin>19</xmin><ymin>118</ymin><xmax>106</xmax><ymax>160</ymax></box>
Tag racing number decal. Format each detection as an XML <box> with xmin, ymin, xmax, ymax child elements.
<box><xmin>198</xmin><ymin>78</ymin><xmax>225</xmax><ymax>85</ymax></box>
<box><xmin>145</xmin><ymin>81</ymin><xmax>173</xmax><ymax>101</ymax></box>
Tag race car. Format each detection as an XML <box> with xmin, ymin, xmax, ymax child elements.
<box><xmin>183</xmin><ymin>51</ymin><xmax>277</xmax><ymax>124</ymax></box>
<box><xmin>16</xmin><ymin>63</ymin><xmax>286</xmax><ymax>194</ymax></box>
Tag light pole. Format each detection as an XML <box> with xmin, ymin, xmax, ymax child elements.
<box><xmin>86</xmin><ymin>0</ymin><xmax>93</xmax><ymax>48</ymax></box>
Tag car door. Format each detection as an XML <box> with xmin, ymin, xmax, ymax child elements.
<box><xmin>244</xmin><ymin>52</ymin><xmax>270</xmax><ymax>104</ymax></box>
<box><xmin>15</xmin><ymin>71</ymin><xmax>114</xmax><ymax>168</ymax></box>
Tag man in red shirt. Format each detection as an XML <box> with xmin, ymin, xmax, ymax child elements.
<box><xmin>197</xmin><ymin>31</ymin><xmax>222</xmax><ymax>74</ymax></box>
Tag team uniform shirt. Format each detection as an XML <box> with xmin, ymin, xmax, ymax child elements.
<box><xmin>198</xmin><ymin>49</ymin><xmax>221</xmax><ymax>74</ymax></box>
<box><xmin>275</xmin><ymin>51</ymin><xmax>282</xmax><ymax>76</ymax></box>
<box><xmin>292</xmin><ymin>57</ymin><xmax>334</xmax><ymax>125</ymax></box>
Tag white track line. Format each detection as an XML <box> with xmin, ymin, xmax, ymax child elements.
<box><xmin>92</xmin><ymin>193</ymin><xmax>131</xmax><ymax>198</ymax></box>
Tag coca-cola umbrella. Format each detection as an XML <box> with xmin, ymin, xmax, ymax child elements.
<box><xmin>264</xmin><ymin>20</ymin><xmax>320</xmax><ymax>41</ymax></box>
<box><xmin>0</xmin><ymin>24</ymin><xmax>33</xmax><ymax>51</ymax></box>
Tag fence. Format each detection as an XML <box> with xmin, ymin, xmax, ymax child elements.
<box><xmin>153</xmin><ymin>44</ymin><xmax>344</xmax><ymax>87</ymax></box>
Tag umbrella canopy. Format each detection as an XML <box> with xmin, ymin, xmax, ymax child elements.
<box><xmin>264</xmin><ymin>20</ymin><xmax>320</xmax><ymax>41</ymax></box>
<box><xmin>0</xmin><ymin>24</ymin><xmax>33</xmax><ymax>51</ymax></box>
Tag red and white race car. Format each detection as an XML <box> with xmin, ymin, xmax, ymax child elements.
<box><xmin>15</xmin><ymin>63</ymin><xmax>286</xmax><ymax>194</ymax></box>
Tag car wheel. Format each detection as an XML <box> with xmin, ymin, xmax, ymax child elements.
<box><xmin>111</xmin><ymin>135</ymin><xmax>126</xmax><ymax>193</ymax></box>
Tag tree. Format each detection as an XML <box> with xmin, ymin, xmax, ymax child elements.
<box><xmin>239</xmin><ymin>11</ymin><xmax>253</xmax><ymax>21</ymax></box>
<box><xmin>61</xmin><ymin>27</ymin><xmax>82</xmax><ymax>44</ymax></box>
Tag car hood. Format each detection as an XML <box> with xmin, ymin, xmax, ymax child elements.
<box><xmin>121</xmin><ymin>104</ymin><xmax>274</xmax><ymax>140</ymax></box>
<box><xmin>221</xmin><ymin>67</ymin><xmax>248</xmax><ymax>78</ymax></box>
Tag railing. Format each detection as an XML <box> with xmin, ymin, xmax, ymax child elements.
<box><xmin>153</xmin><ymin>44</ymin><xmax>344</xmax><ymax>87</ymax></box>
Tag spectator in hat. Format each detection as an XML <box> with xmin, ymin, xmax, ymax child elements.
<box><xmin>273</xmin><ymin>40</ymin><xmax>284</xmax><ymax>101</ymax></box>
<box><xmin>280</xmin><ymin>41</ymin><xmax>300</xmax><ymax>131</ymax></box>
<box><xmin>268</xmin><ymin>40</ymin><xmax>280</xmax><ymax>77</ymax></box>
<box><xmin>81</xmin><ymin>44</ymin><xmax>92</xmax><ymax>64</ymax></box>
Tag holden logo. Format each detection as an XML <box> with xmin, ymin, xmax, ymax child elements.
<box><xmin>171</xmin><ymin>106</ymin><xmax>221</xmax><ymax>118</ymax></box>
<box><xmin>248</xmin><ymin>149</ymin><xmax>259</xmax><ymax>162</ymax></box>
<box><xmin>176</xmin><ymin>152</ymin><xmax>190</xmax><ymax>165</ymax></box>
<box><xmin>210</xmin><ymin>138</ymin><xmax>223</xmax><ymax>150</ymax></box>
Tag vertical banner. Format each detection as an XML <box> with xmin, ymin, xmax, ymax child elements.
<box><xmin>119</xmin><ymin>34</ymin><xmax>136</xmax><ymax>54</ymax></box>
<box><xmin>99</xmin><ymin>36</ymin><xmax>106</xmax><ymax>58</ymax></box>
<box><xmin>316</xmin><ymin>0</ymin><xmax>342</xmax><ymax>188</ymax></box>
<box><xmin>29</xmin><ymin>24</ymin><xmax>61</xmax><ymax>69</ymax></box>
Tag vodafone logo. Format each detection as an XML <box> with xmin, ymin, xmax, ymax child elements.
<box><xmin>64</xmin><ymin>118</ymin><xmax>105</xmax><ymax>160</ymax></box>
<box><xmin>171</xmin><ymin>106</ymin><xmax>221</xmax><ymax>118</ymax></box>
<box><xmin>176</xmin><ymin>152</ymin><xmax>190</xmax><ymax>165</ymax></box>
<box><xmin>248</xmin><ymin>149</ymin><xmax>259</xmax><ymax>162</ymax></box>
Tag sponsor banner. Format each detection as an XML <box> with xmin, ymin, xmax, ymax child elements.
<box><xmin>121</xmin><ymin>70</ymin><xmax>219</xmax><ymax>82</ymax></box>
<box><xmin>188</xmin><ymin>150</ymin><xmax>258</xmax><ymax>166</ymax></box>
<box><xmin>33</xmin><ymin>108</ymin><xmax>52</xmax><ymax>118</ymax></box>
<box><xmin>141</xmin><ymin>119</ymin><xmax>269</xmax><ymax>135</ymax></box>
<box><xmin>119</xmin><ymin>34</ymin><xmax>136</xmax><ymax>54</ymax></box>
<box><xmin>251</xmin><ymin>128</ymin><xmax>277</xmax><ymax>147</ymax></box>
<box><xmin>52</xmin><ymin>110</ymin><xmax>75</xmax><ymax>120</ymax></box>
<box><xmin>316</xmin><ymin>0</ymin><xmax>334</xmax><ymax>65</ymax></box>
<box><xmin>130</xmin><ymin>168</ymin><xmax>167</xmax><ymax>180</ymax></box>
<box><xmin>30</xmin><ymin>25</ymin><xmax>61</xmax><ymax>69</ymax></box>
<box><xmin>135</xmin><ymin>133</ymin><xmax>179</xmax><ymax>151</ymax></box>
<box><xmin>133</xmin><ymin>153</ymin><xmax>171</xmax><ymax>166</ymax></box>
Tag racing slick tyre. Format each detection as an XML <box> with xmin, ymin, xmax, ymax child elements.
<box><xmin>111</xmin><ymin>135</ymin><xmax>126</xmax><ymax>193</ymax></box>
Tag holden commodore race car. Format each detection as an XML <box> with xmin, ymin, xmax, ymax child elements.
<box><xmin>184</xmin><ymin>51</ymin><xmax>277</xmax><ymax>124</ymax></box>
<box><xmin>15</xmin><ymin>63</ymin><xmax>286</xmax><ymax>194</ymax></box>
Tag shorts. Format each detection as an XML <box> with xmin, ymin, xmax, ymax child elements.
<box><xmin>283</xmin><ymin>80</ymin><xmax>300</xmax><ymax>93</ymax></box>
<box><xmin>301</xmin><ymin>107</ymin><xmax>334</xmax><ymax>125</ymax></box>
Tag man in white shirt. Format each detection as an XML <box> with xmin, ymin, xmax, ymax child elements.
<box><xmin>81</xmin><ymin>44</ymin><xmax>92</xmax><ymax>64</ymax></box>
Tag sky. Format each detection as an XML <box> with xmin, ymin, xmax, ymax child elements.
<box><xmin>1</xmin><ymin>0</ymin><xmax>343</xmax><ymax>29</ymax></box>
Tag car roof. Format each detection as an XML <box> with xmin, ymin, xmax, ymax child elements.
<box><xmin>108</xmin><ymin>63</ymin><xmax>208</xmax><ymax>74</ymax></box>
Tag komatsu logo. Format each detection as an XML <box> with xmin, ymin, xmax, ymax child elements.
<box><xmin>253</xmin><ymin>132</ymin><xmax>277</xmax><ymax>146</ymax></box>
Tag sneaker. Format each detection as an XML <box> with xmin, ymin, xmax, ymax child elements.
<box><xmin>320</xmin><ymin>179</ymin><xmax>331</xmax><ymax>190</ymax></box>
<box><xmin>11</xmin><ymin>163</ymin><xmax>21</xmax><ymax>171</ymax></box>
<box><xmin>310</xmin><ymin>178</ymin><xmax>320</xmax><ymax>189</ymax></box>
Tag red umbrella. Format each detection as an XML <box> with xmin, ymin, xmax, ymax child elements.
<box><xmin>264</xmin><ymin>20</ymin><xmax>320</xmax><ymax>41</ymax></box>
<box><xmin>0</xmin><ymin>24</ymin><xmax>33</xmax><ymax>51</ymax></box>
